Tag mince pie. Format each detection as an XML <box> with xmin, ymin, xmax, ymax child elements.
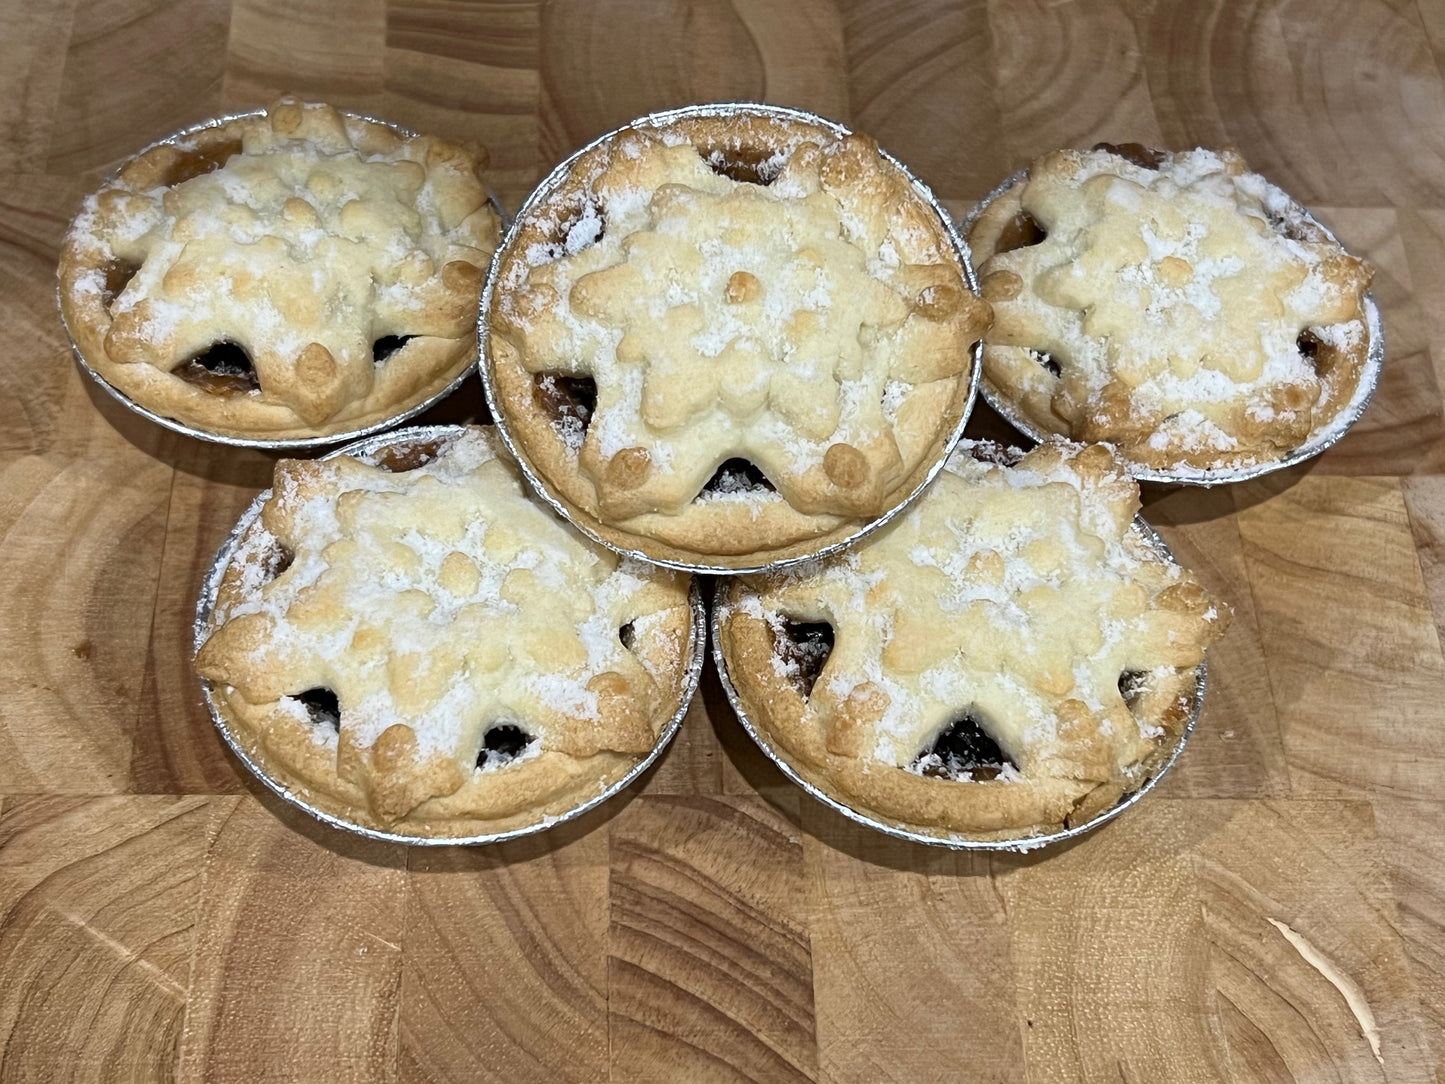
<box><xmin>716</xmin><ymin>439</ymin><xmax>1230</xmax><ymax>842</ymax></box>
<box><xmin>968</xmin><ymin>145</ymin><xmax>1373</xmax><ymax>474</ymax></box>
<box><xmin>488</xmin><ymin>106</ymin><xmax>991</xmax><ymax>568</ymax></box>
<box><xmin>195</xmin><ymin>426</ymin><xmax>697</xmax><ymax>837</ymax></box>
<box><xmin>59</xmin><ymin>99</ymin><xmax>501</xmax><ymax>442</ymax></box>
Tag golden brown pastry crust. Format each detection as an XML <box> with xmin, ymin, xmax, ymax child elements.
<box><xmin>969</xmin><ymin>146</ymin><xmax>1372</xmax><ymax>473</ymax></box>
<box><xmin>195</xmin><ymin>426</ymin><xmax>696</xmax><ymax>838</ymax></box>
<box><xmin>717</xmin><ymin>440</ymin><xmax>1230</xmax><ymax>843</ymax></box>
<box><xmin>488</xmin><ymin>109</ymin><xmax>989</xmax><ymax>568</ymax></box>
<box><xmin>59</xmin><ymin>99</ymin><xmax>501</xmax><ymax>441</ymax></box>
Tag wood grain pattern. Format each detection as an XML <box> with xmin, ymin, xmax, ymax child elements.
<box><xmin>3</xmin><ymin>0</ymin><xmax>1445</xmax><ymax>1079</ymax></box>
<box><xmin>1311</xmin><ymin>208</ymin><xmax>1445</xmax><ymax>475</ymax></box>
<box><xmin>400</xmin><ymin>829</ymin><xmax>609</xmax><ymax>1083</ymax></box>
<box><xmin>1146</xmin><ymin>486</ymin><xmax>1290</xmax><ymax>800</ymax></box>
<box><xmin>0</xmin><ymin>796</ymin><xmax>221</xmax><ymax>1082</ymax></box>
<box><xmin>179</xmin><ymin>798</ymin><xmax>406</xmax><ymax>1083</ymax></box>
<box><xmin>999</xmin><ymin>806</ymin><xmax>1223</xmax><ymax>1083</ymax></box>
<box><xmin>1138</xmin><ymin>0</ymin><xmax>1445</xmax><ymax>208</ymax></box>
<box><xmin>608</xmin><ymin>795</ymin><xmax>815</xmax><ymax>1082</ymax></box>
<box><xmin>47</xmin><ymin>0</ymin><xmax>230</xmax><ymax>174</ymax></box>
<box><xmin>805</xmin><ymin>808</ymin><xmax>1022</xmax><ymax>1084</ymax></box>
<box><xmin>1373</xmin><ymin>797</ymin><xmax>1445</xmax><ymax>1074</ymax></box>
<box><xmin>1193</xmin><ymin>800</ymin><xmax>1430</xmax><ymax>1081</ymax></box>
<box><xmin>839</xmin><ymin>0</ymin><xmax>1004</xmax><ymax>200</ymax></box>
<box><xmin>1236</xmin><ymin>477</ymin><xmax>1445</xmax><ymax>799</ymax></box>
<box><xmin>382</xmin><ymin>1</ymin><xmax>542</xmax><ymax>211</ymax></box>
<box><xmin>129</xmin><ymin>443</ymin><xmax>270</xmax><ymax>795</ymax></box>
<box><xmin>988</xmin><ymin>0</ymin><xmax>1164</xmax><ymax>173</ymax></box>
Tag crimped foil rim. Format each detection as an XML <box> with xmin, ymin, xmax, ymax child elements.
<box><xmin>477</xmin><ymin>101</ymin><xmax>983</xmax><ymax>574</ymax></box>
<box><xmin>957</xmin><ymin>165</ymin><xmax>1385</xmax><ymax>487</ymax></box>
<box><xmin>709</xmin><ymin>515</ymin><xmax>1207</xmax><ymax>852</ymax></box>
<box><xmin>60</xmin><ymin>106</ymin><xmax>508</xmax><ymax>451</ymax></box>
<box><xmin>192</xmin><ymin>423</ymin><xmax>706</xmax><ymax>845</ymax></box>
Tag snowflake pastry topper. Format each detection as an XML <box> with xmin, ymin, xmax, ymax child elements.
<box><xmin>492</xmin><ymin>121</ymin><xmax>990</xmax><ymax>527</ymax></box>
<box><xmin>196</xmin><ymin>429</ymin><xmax>689</xmax><ymax>821</ymax></box>
<box><xmin>60</xmin><ymin>99</ymin><xmax>499</xmax><ymax>435</ymax></box>
<box><xmin>720</xmin><ymin>440</ymin><xmax>1230</xmax><ymax>837</ymax></box>
<box><xmin>972</xmin><ymin>146</ymin><xmax>1373</xmax><ymax>470</ymax></box>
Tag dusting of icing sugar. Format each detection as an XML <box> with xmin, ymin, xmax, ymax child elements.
<box><xmin>995</xmin><ymin>148</ymin><xmax>1370</xmax><ymax>467</ymax></box>
<box><xmin>731</xmin><ymin>439</ymin><xmax>1222</xmax><ymax>796</ymax></box>
<box><xmin>70</xmin><ymin>110</ymin><xmax>495</xmax><ymax>381</ymax></box>
<box><xmin>499</xmin><ymin>126</ymin><xmax>966</xmax><ymax>513</ymax></box>
<box><xmin>880</xmin><ymin>380</ymin><xmax>909</xmax><ymax>426</ymax></box>
<box><xmin>203</xmin><ymin>428</ymin><xmax>685</xmax><ymax>764</ymax></box>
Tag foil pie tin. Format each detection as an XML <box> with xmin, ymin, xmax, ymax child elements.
<box><xmin>710</xmin><ymin>516</ymin><xmax>1208</xmax><ymax>852</ymax></box>
<box><xmin>194</xmin><ymin>424</ymin><xmax>707</xmax><ymax>845</ymax></box>
<box><xmin>958</xmin><ymin>166</ymin><xmax>1385</xmax><ymax>487</ymax></box>
<box><xmin>61</xmin><ymin>108</ymin><xmax>508</xmax><ymax>451</ymax></box>
<box><xmin>478</xmin><ymin>101</ymin><xmax>984</xmax><ymax>575</ymax></box>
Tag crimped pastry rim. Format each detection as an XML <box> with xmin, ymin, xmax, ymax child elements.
<box><xmin>59</xmin><ymin>106</ymin><xmax>507</xmax><ymax>450</ymax></box>
<box><xmin>193</xmin><ymin>424</ymin><xmax>707</xmax><ymax>844</ymax></box>
<box><xmin>960</xmin><ymin>164</ymin><xmax>1384</xmax><ymax>487</ymax></box>
<box><xmin>709</xmin><ymin>515</ymin><xmax>1207</xmax><ymax>852</ymax></box>
<box><xmin>478</xmin><ymin>101</ymin><xmax>983</xmax><ymax>573</ymax></box>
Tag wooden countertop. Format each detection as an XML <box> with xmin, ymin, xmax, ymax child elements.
<box><xmin>2</xmin><ymin>1</ymin><xmax>1443</xmax><ymax>1080</ymax></box>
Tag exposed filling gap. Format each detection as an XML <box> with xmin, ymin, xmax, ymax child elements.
<box><xmin>910</xmin><ymin>709</ymin><xmax>1015</xmax><ymax>781</ymax></box>
<box><xmin>178</xmin><ymin>341</ymin><xmax>259</xmax><ymax>395</ymax></box>
<box><xmin>477</xmin><ymin>723</ymin><xmax>535</xmax><ymax>769</ymax></box>
<box><xmin>772</xmin><ymin>618</ymin><xmax>834</xmax><ymax>699</ymax></box>
<box><xmin>292</xmin><ymin>687</ymin><xmax>340</xmax><ymax>731</ymax></box>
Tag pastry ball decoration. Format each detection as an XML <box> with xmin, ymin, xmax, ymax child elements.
<box><xmin>195</xmin><ymin>427</ymin><xmax>699</xmax><ymax>838</ymax></box>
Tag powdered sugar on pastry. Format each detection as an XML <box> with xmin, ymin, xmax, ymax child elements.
<box><xmin>972</xmin><ymin>147</ymin><xmax>1372</xmax><ymax>472</ymax></box>
<box><xmin>197</xmin><ymin>426</ymin><xmax>692</xmax><ymax>825</ymax></box>
<box><xmin>490</xmin><ymin>113</ymin><xmax>991</xmax><ymax>561</ymax></box>
<box><xmin>720</xmin><ymin>439</ymin><xmax>1229</xmax><ymax>839</ymax></box>
<box><xmin>59</xmin><ymin>99</ymin><xmax>500</xmax><ymax>437</ymax></box>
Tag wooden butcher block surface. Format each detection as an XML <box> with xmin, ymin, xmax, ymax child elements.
<box><xmin>2</xmin><ymin>1</ymin><xmax>1444</xmax><ymax>1080</ymax></box>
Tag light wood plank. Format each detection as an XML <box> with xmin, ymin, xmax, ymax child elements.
<box><xmin>0</xmin><ymin>796</ymin><xmax>224</xmax><ymax>1082</ymax></box>
<box><xmin>0</xmin><ymin>376</ymin><xmax>174</xmax><ymax>791</ymax></box>
<box><xmin>1146</xmin><ymin>486</ymin><xmax>1291</xmax><ymax>800</ymax></box>
<box><xmin>1193</xmin><ymin>800</ymin><xmax>1432</xmax><ymax>1081</ymax></box>
<box><xmin>608</xmin><ymin>794</ymin><xmax>816</xmax><ymax>1083</ymax></box>
<box><xmin>46</xmin><ymin>0</ymin><xmax>229</xmax><ymax>173</ymax></box>
<box><xmin>130</xmin><ymin>440</ymin><xmax>273</xmax><ymax>794</ymax></box>
<box><xmin>382</xmin><ymin>0</ymin><xmax>542</xmax><ymax>214</ymax></box>
<box><xmin>1400</xmin><ymin>207</ymin><xmax>1445</xmax><ymax>437</ymax></box>
<box><xmin>178</xmin><ymin>797</ymin><xmax>407</xmax><ymax>1083</ymax></box>
<box><xmin>1371</xmin><ymin>798</ymin><xmax>1445</xmax><ymax>1070</ymax></box>
<box><xmin>400</xmin><ymin>830</ymin><xmax>609</xmax><ymax>1083</ymax></box>
<box><xmin>997</xmin><ymin>803</ymin><xmax>1227</xmax><ymax>1084</ymax></box>
<box><xmin>221</xmin><ymin>0</ymin><xmax>386</xmax><ymax>110</ymax></box>
<box><xmin>1404</xmin><ymin>474</ymin><xmax>1445</xmax><ymax>649</ymax></box>
<box><xmin>1137</xmin><ymin>0</ymin><xmax>1445</xmax><ymax>207</ymax></box>
<box><xmin>1236</xmin><ymin>476</ymin><xmax>1445</xmax><ymax>798</ymax></box>
<box><xmin>1307</xmin><ymin>208</ymin><xmax>1445</xmax><ymax>475</ymax></box>
<box><xmin>539</xmin><ymin>0</ymin><xmax>848</xmax><ymax>170</ymax></box>
<box><xmin>838</xmin><ymin>0</ymin><xmax>1007</xmax><ymax>201</ymax></box>
<box><xmin>0</xmin><ymin>2</ymin><xmax>79</xmax><ymax>172</ymax></box>
<box><xmin>986</xmin><ymin>0</ymin><xmax>1164</xmax><ymax>167</ymax></box>
<box><xmin>804</xmin><ymin>806</ymin><xmax>1022</xmax><ymax>1084</ymax></box>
